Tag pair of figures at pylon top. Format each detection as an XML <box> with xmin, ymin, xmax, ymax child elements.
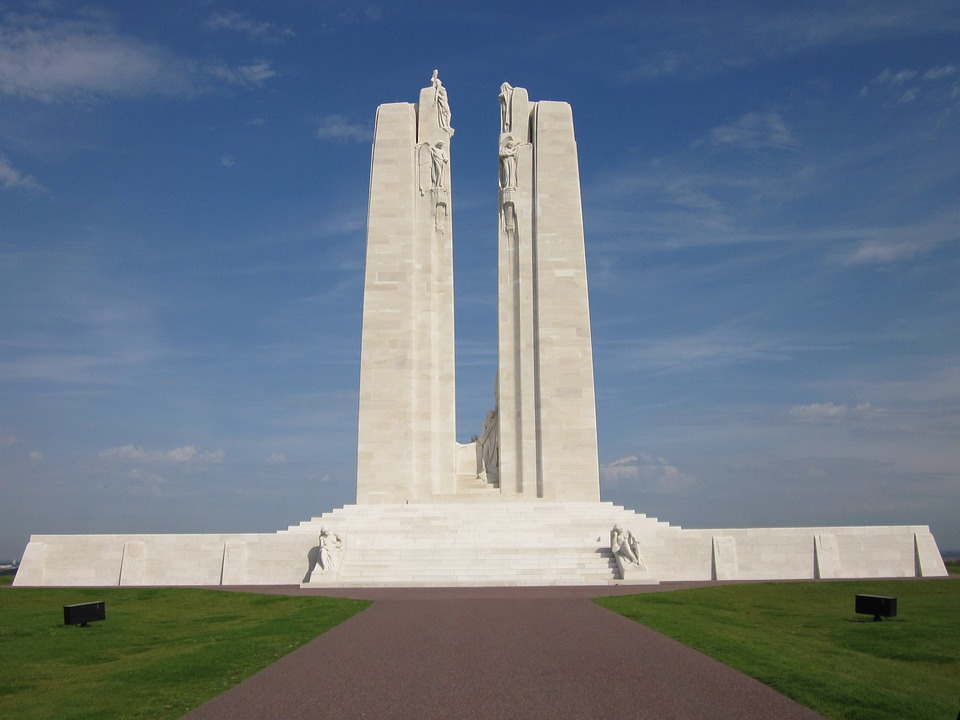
<box><xmin>429</xmin><ymin>70</ymin><xmax>516</xmax><ymax>137</ymax></box>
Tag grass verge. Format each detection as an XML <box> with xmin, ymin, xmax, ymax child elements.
<box><xmin>0</xmin><ymin>587</ymin><xmax>370</xmax><ymax>719</ymax></box>
<box><xmin>596</xmin><ymin>579</ymin><xmax>959</xmax><ymax>720</ymax></box>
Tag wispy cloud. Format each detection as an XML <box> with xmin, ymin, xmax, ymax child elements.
<box><xmin>0</xmin><ymin>10</ymin><xmax>281</xmax><ymax>101</ymax></box>
<box><xmin>0</xmin><ymin>14</ymin><xmax>191</xmax><ymax>101</ymax></box>
<box><xmin>207</xmin><ymin>60</ymin><xmax>278</xmax><ymax>88</ymax></box>
<box><xmin>860</xmin><ymin>64</ymin><xmax>960</xmax><ymax>101</ymax></box>
<box><xmin>838</xmin><ymin>209</ymin><xmax>960</xmax><ymax>265</ymax></box>
<box><xmin>99</xmin><ymin>444</ymin><xmax>225</xmax><ymax>464</ymax></box>
<box><xmin>0</xmin><ymin>247</ymin><xmax>163</xmax><ymax>385</ymax></box>
<box><xmin>316</xmin><ymin>115</ymin><xmax>370</xmax><ymax>142</ymax></box>
<box><xmin>0</xmin><ymin>153</ymin><xmax>43</xmax><ymax>191</ymax></box>
<box><xmin>336</xmin><ymin>2</ymin><xmax>384</xmax><ymax>22</ymax></box>
<box><xmin>600</xmin><ymin>453</ymin><xmax>694</xmax><ymax>493</ymax></box>
<box><xmin>598</xmin><ymin>324</ymin><xmax>823</xmax><ymax>375</ymax></box>
<box><xmin>869</xmin><ymin>68</ymin><xmax>918</xmax><ymax>86</ymax></box>
<box><xmin>205</xmin><ymin>11</ymin><xmax>294</xmax><ymax>41</ymax></box>
<box><xmin>789</xmin><ymin>402</ymin><xmax>880</xmax><ymax>422</ymax></box>
<box><xmin>923</xmin><ymin>65</ymin><xmax>958</xmax><ymax>81</ymax></box>
<box><xmin>708</xmin><ymin>112</ymin><xmax>798</xmax><ymax>151</ymax></box>
<box><xmin>621</xmin><ymin>3</ymin><xmax>960</xmax><ymax>81</ymax></box>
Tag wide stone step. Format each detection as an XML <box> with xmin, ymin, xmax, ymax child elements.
<box><xmin>285</xmin><ymin>502</ymin><xmax>673</xmax><ymax>587</ymax></box>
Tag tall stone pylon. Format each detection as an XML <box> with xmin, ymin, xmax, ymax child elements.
<box><xmin>494</xmin><ymin>84</ymin><xmax>601</xmax><ymax>501</ymax></box>
<box><xmin>356</xmin><ymin>71</ymin><xmax>457</xmax><ymax>503</ymax></box>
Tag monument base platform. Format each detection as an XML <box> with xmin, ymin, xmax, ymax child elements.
<box><xmin>13</xmin><ymin>502</ymin><xmax>948</xmax><ymax>587</ymax></box>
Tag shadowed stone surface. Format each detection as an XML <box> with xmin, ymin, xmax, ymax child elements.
<box><xmin>181</xmin><ymin>585</ymin><xmax>824</xmax><ymax>720</ymax></box>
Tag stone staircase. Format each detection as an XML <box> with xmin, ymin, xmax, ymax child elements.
<box><xmin>283</xmin><ymin>501</ymin><xmax>675</xmax><ymax>587</ymax></box>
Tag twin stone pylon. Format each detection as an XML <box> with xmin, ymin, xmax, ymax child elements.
<box><xmin>356</xmin><ymin>74</ymin><xmax>600</xmax><ymax>504</ymax></box>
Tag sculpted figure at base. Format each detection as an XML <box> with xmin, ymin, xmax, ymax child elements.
<box><xmin>610</xmin><ymin>525</ymin><xmax>644</xmax><ymax>567</ymax></box>
<box><xmin>312</xmin><ymin>526</ymin><xmax>344</xmax><ymax>579</ymax></box>
<box><xmin>472</xmin><ymin>434</ymin><xmax>484</xmax><ymax>480</ymax></box>
<box><xmin>478</xmin><ymin>409</ymin><xmax>499</xmax><ymax>483</ymax></box>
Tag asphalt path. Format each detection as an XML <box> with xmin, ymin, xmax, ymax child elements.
<box><xmin>180</xmin><ymin>584</ymin><xmax>825</xmax><ymax>720</ymax></box>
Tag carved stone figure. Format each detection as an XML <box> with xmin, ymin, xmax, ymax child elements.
<box><xmin>499</xmin><ymin>82</ymin><xmax>514</xmax><ymax>133</ymax></box>
<box><xmin>471</xmin><ymin>434</ymin><xmax>484</xmax><ymax>480</ymax></box>
<box><xmin>435</xmin><ymin>199</ymin><xmax>448</xmax><ymax>234</ymax></box>
<box><xmin>610</xmin><ymin>525</ymin><xmax>644</xmax><ymax>566</ymax></box>
<box><xmin>430</xmin><ymin>141</ymin><xmax>448</xmax><ymax>190</ymax></box>
<box><xmin>499</xmin><ymin>134</ymin><xmax>519</xmax><ymax>190</ymax></box>
<box><xmin>502</xmin><ymin>200</ymin><xmax>516</xmax><ymax>240</ymax></box>
<box><xmin>431</xmin><ymin>69</ymin><xmax>454</xmax><ymax>136</ymax></box>
<box><xmin>478</xmin><ymin>409</ymin><xmax>499</xmax><ymax>482</ymax></box>
<box><xmin>315</xmin><ymin>526</ymin><xmax>344</xmax><ymax>577</ymax></box>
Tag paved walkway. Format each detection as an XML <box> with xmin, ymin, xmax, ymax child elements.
<box><xmin>181</xmin><ymin>584</ymin><xmax>824</xmax><ymax>720</ymax></box>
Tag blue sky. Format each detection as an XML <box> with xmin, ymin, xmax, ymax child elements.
<box><xmin>2</xmin><ymin>0</ymin><xmax>959</xmax><ymax>561</ymax></box>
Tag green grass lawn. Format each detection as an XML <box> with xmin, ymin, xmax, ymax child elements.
<box><xmin>596</xmin><ymin>578</ymin><xmax>960</xmax><ymax>720</ymax></box>
<box><xmin>0</xmin><ymin>586</ymin><xmax>370</xmax><ymax>720</ymax></box>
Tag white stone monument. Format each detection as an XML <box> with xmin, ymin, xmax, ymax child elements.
<box><xmin>494</xmin><ymin>87</ymin><xmax>600</xmax><ymax>501</ymax></box>
<box><xmin>355</xmin><ymin>74</ymin><xmax>600</xmax><ymax>505</ymax></box>
<box><xmin>356</xmin><ymin>71</ymin><xmax>457</xmax><ymax>503</ymax></box>
<box><xmin>13</xmin><ymin>75</ymin><xmax>949</xmax><ymax>587</ymax></box>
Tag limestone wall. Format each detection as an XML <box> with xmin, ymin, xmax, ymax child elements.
<box><xmin>496</xmin><ymin>92</ymin><xmax>600</xmax><ymax>502</ymax></box>
<box><xmin>356</xmin><ymin>81</ymin><xmax>457</xmax><ymax>504</ymax></box>
<box><xmin>15</xmin><ymin>508</ymin><xmax>947</xmax><ymax>587</ymax></box>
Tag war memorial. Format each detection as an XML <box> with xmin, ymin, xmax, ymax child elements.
<box><xmin>14</xmin><ymin>74</ymin><xmax>948</xmax><ymax>587</ymax></box>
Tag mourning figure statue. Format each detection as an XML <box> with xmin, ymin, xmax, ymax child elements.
<box><xmin>610</xmin><ymin>525</ymin><xmax>644</xmax><ymax>566</ymax></box>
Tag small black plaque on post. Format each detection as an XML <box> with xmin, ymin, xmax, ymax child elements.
<box><xmin>63</xmin><ymin>601</ymin><xmax>106</xmax><ymax>627</ymax></box>
<box><xmin>855</xmin><ymin>594</ymin><xmax>897</xmax><ymax>622</ymax></box>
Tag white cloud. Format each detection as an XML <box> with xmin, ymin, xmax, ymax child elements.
<box><xmin>206</xmin><ymin>11</ymin><xmax>294</xmax><ymax>41</ymax></box>
<box><xmin>336</xmin><ymin>2</ymin><xmax>384</xmax><ymax>22</ymax></box>
<box><xmin>237</xmin><ymin>61</ymin><xmax>277</xmax><ymax>86</ymax></box>
<box><xmin>0</xmin><ymin>15</ymin><xmax>191</xmax><ymax>101</ymax></box>
<box><xmin>0</xmin><ymin>11</ymin><xmax>282</xmax><ymax>101</ymax></box>
<box><xmin>789</xmin><ymin>402</ymin><xmax>879</xmax><ymax>422</ymax></box>
<box><xmin>99</xmin><ymin>444</ymin><xmax>225</xmax><ymax>464</ymax></box>
<box><xmin>708</xmin><ymin>112</ymin><xmax>798</xmax><ymax>151</ymax></box>
<box><xmin>840</xmin><ymin>210</ymin><xmax>960</xmax><ymax>265</ymax></box>
<box><xmin>220</xmin><ymin>155</ymin><xmax>236</xmax><ymax>168</ymax></box>
<box><xmin>923</xmin><ymin>65</ymin><xmax>957</xmax><ymax>81</ymax></box>
<box><xmin>207</xmin><ymin>60</ymin><xmax>278</xmax><ymax>88</ymax></box>
<box><xmin>126</xmin><ymin>467</ymin><xmax>165</xmax><ymax>483</ymax></box>
<box><xmin>268</xmin><ymin>453</ymin><xmax>287</xmax><ymax>464</ymax></box>
<box><xmin>0</xmin><ymin>435</ymin><xmax>19</xmax><ymax>447</ymax></box>
<box><xmin>897</xmin><ymin>88</ymin><xmax>919</xmax><ymax>104</ymax></box>
<box><xmin>0</xmin><ymin>152</ymin><xmax>43</xmax><ymax>191</ymax></box>
<box><xmin>600</xmin><ymin>453</ymin><xmax>694</xmax><ymax>493</ymax></box>
<box><xmin>316</xmin><ymin>115</ymin><xmax>370</xmax><ymax>143</ymax></box>
<box><xmin>874</xmin><ymin>68</ymin><xmax>918</xmax><ymax>85</ymax></box>
<box><xmin>29</xmin><ymin>451</ymin><xmax>43</xmax><ymax>461</ymax></box>
<box><xmin>623</xmin><ymin>5</ymin><xmax>960</xmax><ymax>82</ymax></box>
<box><xmin>861</xmin><ymin>65</ymin><xmax>958</xmax><ymax>100</ymax></box>
<box><xmin>845</xmin><ymin>240</ymin><xmax>918</xmax><ymax>263</ymax></box>
<box><xmin>630</xmin><ymin>50</ymin><xmax>689</xmax><ymax>80</ymax></box>
<box><xmin>602</xmin><ymin>325</ymin><xmax>809</xmax><ymax>375</ymax></box>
